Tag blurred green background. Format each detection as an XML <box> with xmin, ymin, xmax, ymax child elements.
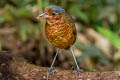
<box><xmin>0</xmin><ymin>0</ymin><xmax>120</xmax><ymax>71</ymax></box>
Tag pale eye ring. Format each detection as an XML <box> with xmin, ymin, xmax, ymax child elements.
<box><xmin>51</xmin><ymin>12</ymin><xmax>56</xmax><ymax>16</ymax></box>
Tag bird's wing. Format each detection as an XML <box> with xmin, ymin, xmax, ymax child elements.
<box><xmin>64</xmin><ymin>13</ymin><xmax>77</xmax><ymax>36</ymax></box>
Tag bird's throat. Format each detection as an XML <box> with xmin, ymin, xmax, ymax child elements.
<box><xmin>46</xmin><ymin>17</ymin><xmax>65</xmax><ymax>26</ymax></box>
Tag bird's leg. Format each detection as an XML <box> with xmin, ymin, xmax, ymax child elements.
<box><xmin>47</xmin><ymin>48</ymin><xmax>59</xmax><ymax>77</ymax></box>
<box><xmin>70</xmin><ymin>48</ymin><xmax>81</xmax><ymax>77</ymax></box>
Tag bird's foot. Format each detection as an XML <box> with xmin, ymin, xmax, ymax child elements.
<box><xmin>72</xmin><ymin>67</ymin><xmax>83</xmax><ymax>77</ymax></box>
<box><xmin>48</xmin><ymin>67</ymin><xmax>55</xmax><ymax>74</ymax></box>
<box><xmin>46</xmin><ymin>67</ymin><xmax>55</xmax><ymax>80</ymax></box>
<box><xmin>76</xmin><ymin>68</ymin><xmax>83</xmax><ymax>77</ymax></box>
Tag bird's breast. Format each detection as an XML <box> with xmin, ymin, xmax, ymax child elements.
<box><xmin>45</xmin><ymin>22</ymin><xmax>76</xmax><ymax>49</ymax></box>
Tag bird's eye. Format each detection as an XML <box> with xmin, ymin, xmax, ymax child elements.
<box><xmin>51</xmin><ymin>12</ymin><xmax>56</xmax><ymax>16</ymax></box>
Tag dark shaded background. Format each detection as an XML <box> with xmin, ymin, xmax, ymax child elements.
<box><xmin>0</xmin><ymin>0</ymin><xmax>120</xmax><ymax>71</ymax></box>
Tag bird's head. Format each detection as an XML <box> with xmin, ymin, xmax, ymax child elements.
<box><xmin>37</xmin><ymin>5</ymin><xmax>66</xmax><ymax>21</ymax></box>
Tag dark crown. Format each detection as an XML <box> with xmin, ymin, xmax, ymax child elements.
<box><xmin>46</xmin><ymin>5</ymin><xmax>65</xmax><ymax>13</ymax></box>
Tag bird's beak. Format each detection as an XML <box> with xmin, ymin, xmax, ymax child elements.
<box><xmin>37</xmin><ymin>13</ymin><xmax>49</xmax><ymax>19</ymax></box>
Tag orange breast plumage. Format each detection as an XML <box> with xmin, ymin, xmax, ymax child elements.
<box><xmin>45</xmin><ymin>21</ymin><xmax>76</xmax><ymax>49</ymax></box>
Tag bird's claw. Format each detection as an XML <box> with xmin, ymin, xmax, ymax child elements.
<box><xmin>76</xmin><ymin>68</ymin><xmax>81</xmax><ymax>77</ymax></box>
<box><xmin>48</xmin><ymin>67</ymin><xmax>55</xmax><ymax>74</ymax></box>
<box><xmin>47</xmin><ymin>67</ymin><xmax>55</xmax><ymax>80</ymax></box>
<box><xmin>72</xmin><ymin>68</ymin><xmax>83</xmax><ymax>77</ymax></box>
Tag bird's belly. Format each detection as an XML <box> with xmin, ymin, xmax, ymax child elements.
<box><xmin>45</xmin><ymin>26</ymin><xmax>76</xmax><ymax>49</ymax></box>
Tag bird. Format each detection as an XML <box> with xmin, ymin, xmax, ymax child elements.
<box><xmin>37</xmin><ymin>5</ymin><xmax>81</xmax><ymax>77</ymax></box>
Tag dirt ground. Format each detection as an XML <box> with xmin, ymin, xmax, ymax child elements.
<box><xmin>0</xmin><ymin>52</ymin><xmax>120</xmax><ymax>80</ymax></box>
